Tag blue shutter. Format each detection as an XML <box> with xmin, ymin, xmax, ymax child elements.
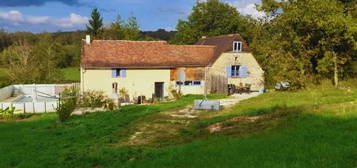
<box><xmin>121</xmin><ymin>69</ymin><xmax>127</xmax><ymax>78</ymax></box>
<box><xmin>112</xmin><ymin>68</ymin><xmax>117</xmax><ymax>78</ymax></box>
<box><xmin>226</xmin><ymin>65</ymin><xmax>232</xmax><ymax>78</ymax></box>
<box><xmin>239</xmin><ymin>65</ymin><xmax>248</xmax><ymax>78</ymax></box>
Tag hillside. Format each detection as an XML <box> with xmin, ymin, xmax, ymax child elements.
<box><xmin>0</xmin><ymin>81</ymin><xmax>356</xmax><ymax>168</ymax></box>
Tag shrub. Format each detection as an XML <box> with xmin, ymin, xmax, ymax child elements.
<box><xmin>79</xmin><ymin>90</ymin><xmax>116</xmax><ymax>110</ymax></box>
<box><xmin>56</xmin><ymin>87</ymin><xmax>79</xmax><ymax>122</ymax></box>
<box><xmin>169</xmin><ymin>87</ymin><xmax>182</xmax><ymax>99</ymax></box>
<box><xmin>0</xmin><ymin>107</ymin><xmax>15</xmax><ymax>119</ymax></box>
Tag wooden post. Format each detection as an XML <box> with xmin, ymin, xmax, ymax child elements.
<box><xmin>44</xmin><ymin>102</ymin><xmax>47</xmax><ymax>113</ymax></box>
<box><xmin>204</xmin><ymin>67</ymin><xmax>208</xmax><ymax>100</ymax></box>
<box><xmin>23</xmin><ymin>103</ymin><xmax>26</xmax><ymax>113</ymax></box>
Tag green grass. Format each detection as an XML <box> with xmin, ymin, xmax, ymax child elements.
<box><xmin>0</xmin><ymin>68</ymin><xmax>8</xmax><ymax>80</ymax></box>
<box><xmin>0</xmin><ymin>94</ymin><xmax>225</xmax><ymax>168</ymax></box>
<box><xmin>1</xmin><ymin>85</ymin><xmax>357</xmax><ymax>167</ymax></box>
<box><xmin>60</xmin><ymin>67</ymin><xmax>80</xmax><ymax>81</ymax></box>
<box><xmin>0</xmin><ymin>67</ymin><xmax>80</xmax><ymax>86</ymax></box>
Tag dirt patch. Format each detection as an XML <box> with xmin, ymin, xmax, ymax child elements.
<box><xmin>207</xmin><ymin>106</ymin><xmax>304</xmax><ymax>134</ymax></box>
<box><xmin>117</xmin><ymin>106</ymin><xmax>196</xmax><ymax>147</ymax></box>
<box><xmin>117</xmin><ymin>94</ymin><xmax>261</xmax><ymax>147</ymax></box>
<box><xmin>207</xmin><ymin>115</ymin><xmax>265</xmax><ymax>133</ymax></box>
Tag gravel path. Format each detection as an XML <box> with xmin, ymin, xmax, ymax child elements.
<box><xmin>220</xmin><ymin>93</ymin><xmax>261</xmax><ymax>108</ymax></box>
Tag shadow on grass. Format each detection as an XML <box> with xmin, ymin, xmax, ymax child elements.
<box><xmin>120</xmin><ymin>105</ymin><xmax>357</xmax><ymax>168</ymax></box>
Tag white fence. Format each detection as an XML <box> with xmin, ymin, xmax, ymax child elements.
<box><xmin>0</xmin><ymin>101</ymin><xmax>59</xmax><ymax>113</ymax></box>
<box><xmin>0</xmin><ymin>83</ymin><xmax>79</xmax><ymax>113</ymax></box>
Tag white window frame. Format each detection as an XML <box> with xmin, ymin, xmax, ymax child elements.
<box><xmin>233</xmin><ymin>41</ymin><xmax>243</xmax><ymax>52</ymax></box>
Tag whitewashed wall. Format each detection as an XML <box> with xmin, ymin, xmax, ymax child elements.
<box><xmin>0</xmin><ymin>86</ymin><xmax>14</xmax><ymax>101</ymax></box>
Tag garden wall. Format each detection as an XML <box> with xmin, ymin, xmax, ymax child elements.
<box><xmin>0</xmin><ymin>83</ymin><xmax>79</xmax><ymax>113</ymax></box>
<box><xmin>0</xmin><ymin>101</ymin><xmax>58</xmax><ymax>113</ymax></box>
<box><xmin>0</xmin><ymin>86</ymin><xmax>14</xmax><ymax>101</ymax></box>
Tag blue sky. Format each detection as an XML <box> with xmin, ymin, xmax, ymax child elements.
<box><xmin>0</xmin><ymin>0</ymin><xmax>264</xmax><ymax>33</ymax></box>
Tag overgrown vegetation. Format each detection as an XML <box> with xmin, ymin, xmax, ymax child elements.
<box><xmin>0</xmin><ymin>107</ymin><xmax>33</xmax><ymax>120</ymax></box>
<box><xmin>252</xmin><ymin>0</ymin><xmax>357</xmax><ymax>87</ymax></box>
<box><xmin>56</xmin><ymin>87</ymin><xmax>79</xmax><ymax>122</ymax></box>
<box><xmin>0</xmin><ymin>107</ymin><xmax>15</xmax><ymax>119</ymax></box>
<box><xmin>79</xmin><ymin>90</ymin><xmax>116</xmax><ymax>110</ymax></box>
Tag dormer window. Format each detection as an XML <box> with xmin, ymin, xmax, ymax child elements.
<box><xmin>233</xmin><ymin>41</ymin><xmax>243</xmax><ymax>52</ymax></box>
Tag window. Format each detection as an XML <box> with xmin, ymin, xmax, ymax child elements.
<box><xmin>112</xmin><ymin>82</ymin><xmax>118</xmax><ymax>93</ymax></box>
<box><xmin>177</xmin><ymin>81</ymin><xmax>201</xmax><ymax>86</ymax></box>
<box><xmin>231</xmin><ymin>65</ymin><xmax>240</xmax><ymax>77</ymax></box>
<box><xmin>116</xmin><ymin>69</ymin><xmax>121</xmax><ymax>77</ymax></box>
<box><xmin>176</xmin><ymin>81</ymin><xmax>183</xmax><ymax>85</ymax></box>
<box><xmin>193</xmin><ymin>81</ymin><xmax>201</xmax><ymax>85</ymax></box>
<box><xmin>184</xmin><ymin>81</ymin><xmax>193</xmax><ymax>86</ymax></box>
<box><xmin>112</xmin><ymin>68</ymin><xmax>126</xmax><ymax>78</ymax></box>
<box><xmin>233</xmin><ymin>41</ymin><xmax>243</xmax><ymax>52</ymax></box>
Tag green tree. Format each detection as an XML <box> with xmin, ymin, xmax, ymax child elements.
<box><xmin>123</xmin><ymin>16</ymin><xmax>141</xmax><ymax>40</ymax></box>
<box><xmin>32</xmin><ymin>33</ymin><xmax>63</xmax><ymax>82</ymax></box>
<box><xmin>103</xmin><ymin>15</ymin><xmax>141</xmax><ymax>41</ymax></box>
<box><xmin>86</xmin><ymin>8</ymin><xmax>104</xmax><ymax>39</ymax></box>
<box><xmin>1</xmin><ymin>41</ymin><xmax>36</xmax><ymax>83</ymax></box>
<box><xmin>254</xmin><ymin>0</ymin><xmax>357</xmax><ymax>87</ymax></box>
<box><xmin>103</xmin><ymin>15</ymin><xmax>125</xmax><ymax>40</ymax></box>
<box><xmin>172</xmin><ymin>0</ymin><xmax>250</xmax><ymax>44</ymax></box>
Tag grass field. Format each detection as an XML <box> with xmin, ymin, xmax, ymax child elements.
<box><xmin>0</xmin><ymin>83</ymin><xmax>357</xmax><ymax>167</ymax></box>
<box><xmin>60</xmin><ymin>67</ymin><xmax>80</xmax><ymax>81</ymax></box>
<box><xmin>0</xmin><ymin>67</ymin><xmax>80</xmax><ymax>84</ymax></box>
<box><xmin>0</xmin><ymin>68</ymin><xmax>8</xmax><ymax>80</ymax></box>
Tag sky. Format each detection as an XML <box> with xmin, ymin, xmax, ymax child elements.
<box><xmin>0</xmin><ymin>0</ymin><xmax>265</xmax><ymax>33</ymax></box>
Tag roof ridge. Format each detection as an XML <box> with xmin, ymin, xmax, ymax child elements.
<box><xmin>169</xmin><ymin>45</ymin><xmax>216</xmax><ymax>48</ymax></box>
<box><xmin>93</xmin><ymin>40</ymin><xmax>167</xmax><ymax>43</ymax></box>
<box><xmin>200</xmin><ymin>34</ymin><xmax>241</xmax><ymax>39</ymax></box>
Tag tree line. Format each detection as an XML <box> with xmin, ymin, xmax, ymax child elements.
<box><xmin>0</xmin><ymin>9</ymin><xmax>175</xmax><ymax>84</ymax></box>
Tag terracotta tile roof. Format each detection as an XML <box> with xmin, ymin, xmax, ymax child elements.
<box><xmin>195</xmin><ymin>34</ymin><xmax>252</xmax><ymax>66</ymax></box>
<box><xmin>81</xmin><ymin>34</ymin><xmax>251</xmax><ymax>68</ymax></box>
<box><xmin>81</xmin><ymin>40</ymin><xmax>217</xmax><ymax>68</ymax></box>
<box><xmin>196</xmin><ymin>34</ymin><xmax>251</xmax><ymax>53</ymax></box>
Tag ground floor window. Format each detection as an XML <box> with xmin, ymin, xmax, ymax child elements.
<box><xmin>176</xmin><ymin>80</ymin><xmax>201</xmax><ymax>86</ymax></box>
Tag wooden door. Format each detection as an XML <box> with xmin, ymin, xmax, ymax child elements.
<box><xmin>154</xmin><ymin>82</ymin><xmax>164</xmax><ymax>99</ymax></box>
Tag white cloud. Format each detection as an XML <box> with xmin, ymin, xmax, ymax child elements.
<box><xmin>27</xmin><ymin>16</ymin><xmax>50</xmax><ymax>24</ymax></box>
<box><xmin>229</xmin><ymin>0</ymin><xmax>266</xmax><ymax>19</ymax></box>
<box><xmin>0</xmin><ymin>10</ymin><xmax>87</xmax><ymax>28</ymax></box>
<box><xmin>0</xmin><ymin>10</ymin><xmax>25</xmax><ymax>23</ymax></box>
<box><xmin>55</xmin><ymin>13</ymin><xmax>89</xmax><ymax>28</ymax></box>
